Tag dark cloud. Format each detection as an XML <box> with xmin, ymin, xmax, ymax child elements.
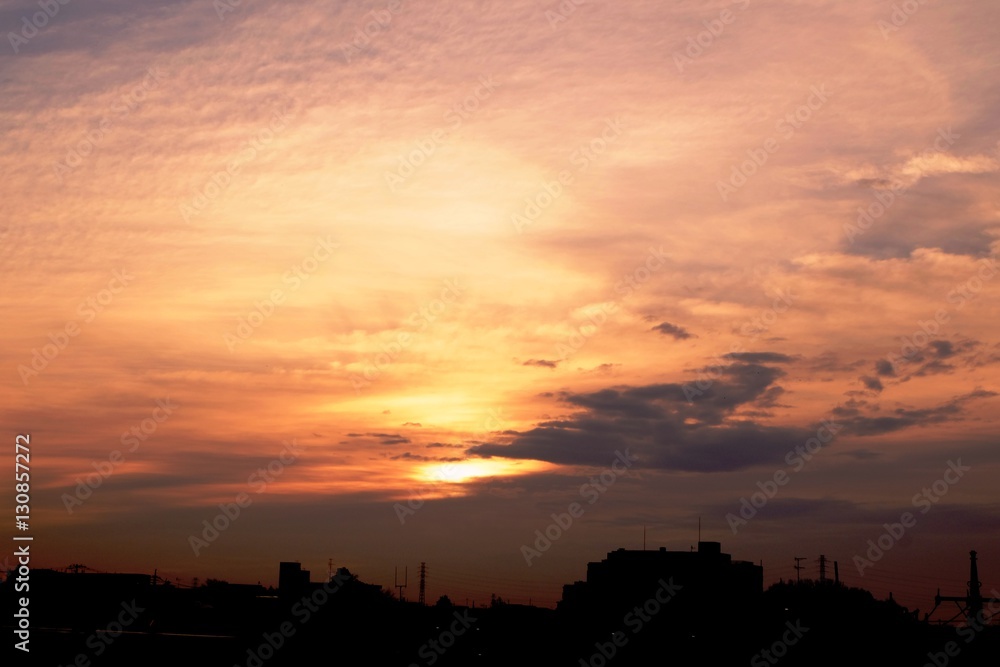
<box><xmin>468</xmin><ymin>362</ymin><xmax>828</xmax><ymax>472</ymax></box>
<box><xmin>523</xmin><ymin>359</ymin><xmax>559</xmax><ymax>368</ymax></box>
<box><xmin>388</xmin><ymin>453</ymin><xmax>462</xmax><ymax>462</ymax></box>
<box><xmin>875</xmin><ymin>359</ymin><xmax>896</xmax><ymax>377</ymax></box>
<box><xmin>471</xmin><ymin>363</ymin><xmax>996</xmax><ymax>472</ymax></box>
<box><xmin>838</xmin><ymin>390</ymin><xmax>997</xmax><ymax>436</ymax></box>
<box><xmin>809</xmin><ymin>352</ymin><xmax>867</xmax><ymax>373</ymax></box>
<box><xmin>723</xmin><ymin>352</ymin><xmax>795</xmax><ymax>363</ymax></box>
<box><xmin>346</xmin><ymin>432</ymin><xmax>411</xmax><ymax>445</ymax></box>
<box><xmin>585</xmin><ymin>363</ymin><xmax>620</xmax><ymax>374</ymax></box>
<box><xmin>389</xmin><ymin>452</ymin><xmax>427</xmax><ymax>461</ymax></box>
<box><xmin>842</xmin><ymin>178</ymin><xmax>999</xmax><ymax>260</ymax></box>
<box><xmin>930</xmin><ymin>340</ymin><xmax>955</xmax><ymax>358</ymax></box>
<box><xmin>860</xmin><ymin>376</ymin><xmax>884</xmax><ymax>392</ymax></box>
<box><xmin>912</xmin><ymin>360</ymin><xmax>956</xmax><ymax>377</ymax></box>
<box><xmin>651</xmin><ymin>322</ymin><xmax>693</xmax><ymax>340</ymax></box>
<box><xmin>893</xmin><ymin>339</ymin><xmax>983</xmax><ymax>382</ymax></box>
<box><xmin>560</xmin><ymin>362</ymin><xmax>788</xmax><ymax>425</ymax></box>
<box><xmin>755</xmin><ymin>386</ymin><xmax>789</xmax><ymax>409</ymax></box>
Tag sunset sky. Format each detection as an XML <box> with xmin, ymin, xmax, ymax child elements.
<box><xmin>2</xmin><ymin>0</ymin><xmax>999</xmax><ymax>612</ymax></box>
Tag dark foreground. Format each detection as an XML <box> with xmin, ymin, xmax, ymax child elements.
<box><xmin>5</xmin><ymin>572</ymin><xmax>999</xmax><ymax>666</ymax></box>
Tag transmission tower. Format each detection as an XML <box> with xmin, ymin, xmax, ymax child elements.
<box><xmin>927</xmin><ymin>550</ymin><xmax>987</xmax><ymax>624</ymax></box>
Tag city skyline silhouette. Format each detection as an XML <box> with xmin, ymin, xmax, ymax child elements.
<box><xmin>3</xmin><ymin>0</ymin><xmax>1000</xmax><ymax>664</ymax></box>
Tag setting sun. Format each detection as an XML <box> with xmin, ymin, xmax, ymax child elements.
<box><xmin>417</xmin><ymin>459</ymin><xmax>554</xmax><ymax>486</ymax></box>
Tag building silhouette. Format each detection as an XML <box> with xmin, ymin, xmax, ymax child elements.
<box><xmin>278</xmin><ymin>561</ymin><xmax>311</xmax><ymax>599</ymax></box>
<box><xmin>560</xmin><ymin>540</ymin><xmax>762</xmax><ymax>614</ymax></box>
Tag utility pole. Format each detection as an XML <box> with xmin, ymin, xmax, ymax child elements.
<box><xmin>819</xmin><ymin>555</ymin><xmax>827</xmax><ymax>583</ymax></box>
<box><xmin>394</xmin><ymin>566</ymin><xmax>408</xmax><ymax>602</ymax></box>
<box><xmin>418</xmin><ymin>562</ymin><xmax>427</xmax><ymax>606</ymax></box>
<box><xmin>794</xmin><ymin>557</ymin><xmax>806</xmax><ymax>584</ymax></box>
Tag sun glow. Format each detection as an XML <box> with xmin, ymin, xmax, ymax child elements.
<box><xmin>416</xmin><ymin>459</ymin><xmax>554</xmax><ymax>485</ymax></box>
